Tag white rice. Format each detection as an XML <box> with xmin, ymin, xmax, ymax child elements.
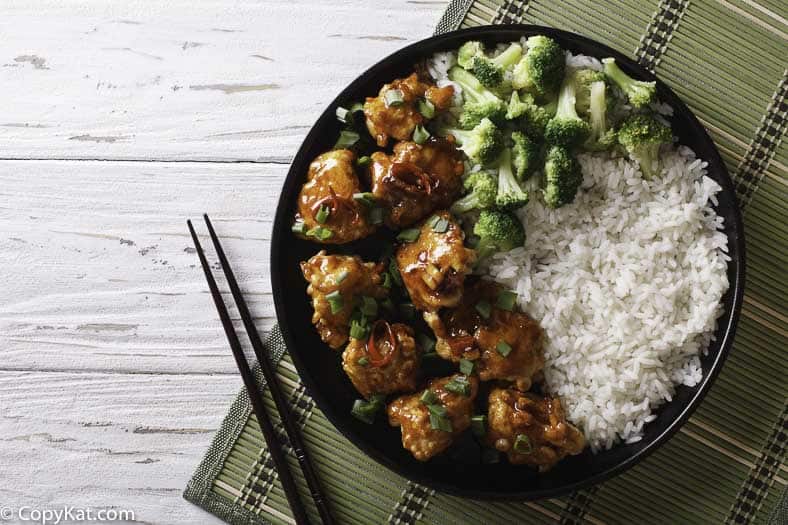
<box><xmin>429</xmin><ymin>47</ymin><xmax>730</xmax><ymax>451</ymax></box>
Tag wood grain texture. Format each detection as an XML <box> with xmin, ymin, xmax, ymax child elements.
<box><xmin>0</xmin><ymin>0</ymin><xmax>448</xmax><ymax>522</ymax></box>
<box><xmin>0</xmin><ymin>0</ymin><xmax>446</xmax><ymax>162</ymax></box>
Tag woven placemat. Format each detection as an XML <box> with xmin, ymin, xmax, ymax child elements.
<box><xmin>184</xmin><ymin>1</ymin><xmax>787</xmax><ymax>523</ymax></box>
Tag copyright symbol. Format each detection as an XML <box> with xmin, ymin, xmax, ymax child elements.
<box><xmin>0</xmin><ymin>506</ymin><xmax>12</xmax><ymax>520</ymax></box>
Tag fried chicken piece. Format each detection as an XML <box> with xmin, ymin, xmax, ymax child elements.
<box><xmin>424</xmin><ymin>280</ymin><xmax>544</xmax><ymax>390</ymax></box>
<box><xmin>369</xmin><ymin>137</ymin><xmax>464</xmax><ymax>228</ymax></box>
<box><xmin>295</xmin><ymin>149</ymin><xmax>376</xmax><ymax>244</ymax></box>
<box><xmin>363</xmin><ymin>73</ymin><xmax>454</xmax><ymax>147</ymax></box>
<box><xmin>396</xmin><ymin>211</ymin><xmax>476</xmax><ymax>311</ymax></box>
<box><xmin>388</xmin><ymin>374</ymin><xmax>479</xmax><ymax>461</ymax></box>
<box><xmin>342</xmin><ymin>322</ymin><xmax>421</xmax><ymax>399</ymax></box>
<box><xmin>300</xmin><ymin>251</ymin><xmax>388</xmax><ymax>349</ymax></box>
<box><xmin>487</xmin><ymin>387</ymin><xmax>585</xmax><ymax>471</ymax></box>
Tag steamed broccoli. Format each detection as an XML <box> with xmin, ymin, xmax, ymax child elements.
<box><xmin>473</xmin><ymin>209</ymin><xmax>526</xmax><ymax>259</ymax></box>
<box><xmin>511</xmin><ymin>131</ymin><xmax>540</xmax><ymax>179</ymax></box>
<box><xmin>506</xmin><ymin>91</ymin><xmax>556</xmax><ymax>140</ymax></box>
<box><xmin>458</xmin><ymin>101</ymin><xmax>506</xmax><ymax>129</ymax></box>
<box><xmin>512</xmin><ymin>35</ymin><xmax>565</xmax><ymax>95</ymax></box>
<box><xmin>617</xmin><ymin>114</ymin><xmax>673</xmax><ymax>178</ymax></box>
<box><xmin>583</xmin><ymin>79</ymin><xmax>617</xmax><ymax>151</ymax></box>
<box><xmin>436</xmin><ymin>117</ymin><xmax>504</xmax><ymax>166</ymax></box>
<box><xmin>494</xmin><ymin>148</ymin><xmax>529</xmax><ymax>210</ymax></box>
<box><xmin>449</xmin><ymin>66</ymin><xmax>506</xmax><ymax>125</ymax></box>
<box><xmin>572</xmin><ymin>69</ymin><xmax>606</xmax><ymax>116</ymax></box>
<box><xmin>602</xmin><ymin>58</ymin><xmax>656</xmax><ymax>109</ymax></box>
<box><xmin>450</xmin><ymin>171</ymin><xmax>497</xmax><ymax>214</ymax></box>
<box><xmin>458</xmin><ymin>41</ymin><xmax>485</xmax><ymax>69</ymax></box>
<box><xmin>470</xmin><ymin>43</ymin><xmax>523</xmax><ymax>89</ymax></box>
<box><xmin>543</xmin><ymin>145</ymin><xmax>582</xmax><ymax>208</ymax></box>
<box><xmin>544</xmin><ymin>76</ymin><xmax>591</xmax><ymax>146</ymax></box>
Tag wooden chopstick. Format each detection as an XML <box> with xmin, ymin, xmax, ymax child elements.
<box><xmin>187</xmin><ymin>217</ymin><xmax>331</xmax><ymax>525</ymax></box>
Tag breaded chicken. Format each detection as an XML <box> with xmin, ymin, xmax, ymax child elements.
<box><xmin>388</xmin><ymin>374</ymin><xmax>479</xmax><ymax>461</ymax></box>
<box><xmin>295</xmin><ymin>149</ymin><xmax>377</xmax><ymax>244</ymax></box>
<box><xmin>396</xmin><ymin>211</ymin><xmax>476</xmax><ymax>311</ymax></box>
<box><xmin>487</xmin><ymin>387</ymin><xmax>585</xmax><ymax>471</ymax></box>
<box><xmin>342</xmin><ymin>322</ymin><xmax>421</xmax><ymax>399</ymax></box>
<box><xmin>300</xmin><ymin>251</ymin><xmax>388</xmax><ymax>349</ymax></box>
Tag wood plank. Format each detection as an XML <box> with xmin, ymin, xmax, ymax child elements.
<box><xmin>0</xmin><ymin>370</ymin><xmax>237</xmax><ymax>524</ymax></box>
<box><xmin>0</xmin><ymin>159</ymin><xmax>286</xmax><ymax>374</ymax></box>
<box><xmin>0</xmin><ymin>0</ymin><xmax>448</xmax><ymax>162</ymax></box>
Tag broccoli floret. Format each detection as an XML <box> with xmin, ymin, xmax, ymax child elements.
<box><xmin>511</xmin><ymin>131</ymin><xmax>539</xmax><ymax>179</ymax></box>
<box><xmin>543</xmin><ymin>145</ymin><xmax>582</xmax><ymax>208</ymax></box>
<box><xmin>470</xmin><ymin>43</ymin><xmax>523</xmax><ymax>89</ymax></box>
<box><xmin>505</xmin><ymin>90</ymin><xmax>533</xmax><ymax>120</ymax></box>
<box><xmin>458</xmin><ymin>41</ymin><xmax>485</xmax><ymax>69</ymax></box>
<box><xmin>617</xmin><ymin>114</ymin><xmax>673</xmax><ymax>178</ymax></box>
<box><xmin>493</xmin><ymin>148</ymin><xmax>529</xmax><ymax>210</ymax></box>
<box><xmin>450</xmin><ymin>171</ymin><xmax>497</xmax><ymax>214</ymax></box>
<box><xmin>506</xmin><ymin>91</ymin><xmax>555</xmax><ymax>140</ymax></box>
<box><xmin>458</xmin><ymin>101</ymin><xmax>506</xmax><ymax>129</ymax></box>
<box><xmin>449</xmin><ymin>66</ymin><xmax>506</xmax><ymax>125</ymax></box>
<box><xmin>582</xmin><ymin>80</ymin><xmax>617</xmax><ymax>151</ymax></box>
<box><xmin>437</xmin><ymin>117</ymin><xmax>504</xmax><ymax>166</ymax></box>
<box><xmin>602</xmin><ymin>58</ymin><xmax>656</xmax><ymax>109</ymax></box>
<box><xmin>572</xmin><ymin>69</ymin><xmax>606</xmax><ymax>116</ymax></box>
<box><xmin>473</xmin><ymin>209</ymin><xmax>526</xmax><ymax>258</ymax></box>
<box><xmin>512</xmin><ymin>35</ymin><xmax>565</xmax><ymax>95</ymax></box>
<box><xmin>544</xmin><ymin>76</ymin><xmax>591</xmax><ymax>146</ymax></box>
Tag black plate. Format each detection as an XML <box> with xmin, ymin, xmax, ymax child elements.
<box><xmin>270</xmin><ymin>25</ymin><xmax>745</xmax><ymax>500</ymax></box>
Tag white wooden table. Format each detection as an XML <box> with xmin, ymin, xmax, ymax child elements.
<box><xmin>0</xmin><ymin>2</ymin><xmax>447</xmax><ymax>522</ymax></box>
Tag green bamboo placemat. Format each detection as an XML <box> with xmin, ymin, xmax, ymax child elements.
<box><xmin>185</xmin><ymin>1</ymin><xmax>787</xmax><ymax>523</ymax></box>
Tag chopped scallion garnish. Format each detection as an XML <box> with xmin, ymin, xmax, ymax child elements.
<box><xmin>353</xmin><ymin>192</ymin><xmax>376</xmax><ymax>207</ymax></box>
<box><xmin>350</xmin><ymin>319</ymin><xmax>370</xmax><ymax>340</ymax></box>
<box><xmin>335</xmin><ymin>106</ymin><xmax>351</xmax><ymax>124</ymax></box>
<box><xmin>349</xmin><ymin>102</ymin><xmax>364</xmax><ymax>114</ymax></box>
<box><xmin>428</xmin><ymin>405</ymin><xmax>452</xmax><ymax>432</ymax></box>
<box><xmin>291</xmin><ymin>220</ymin><xmax>306</xmax><ymax>234</ymax></box>
<box><xmin>496</xmin><ymin>290</ymin><xmax>517</xmax><ymax>311</ymax></box>
<box><xmin>431</xmin><ymin>217</ymin><xmax>449</xmax><ymax>233</ymax></box>
<box><xmin>513</xmin><ymin>434</ymin><xmax>533</xmax><ymax>454</ymax></box>
<box><xmin>496</xmin><ymin>341</ymin><xmax>512</xmax><ymax>357</ymax></box>
<box><xmin>459</xmin><ymin>358</ymin><xmax>475</xmax><ymax>375</ymax></box>
<box><xmin>444</xmin><ymin>375</ymin><xmax>471</xmax><ymax>396</ymax></box>
<box><xmin>351</xmin><ymin>395</ymin><xmax>384</xmax><ymax>424</ymax></box>
<box><xmin>427</xmin><ymin>403</ymin><xmax>448</xmax><ymax>418</ymax></box>
<box><xmin>417</xmin><ymin>98</ymin><xmax>435</xmax><ymax>119</ymax></box>
<box><xmin>334</xmin><ymin>129</ymin><xmax>360</xmax><ymax>148</ymax></box>
<box><xmin>426</xmin><ymin>215</ymin><xmax>440</xmax><ymax>229</ymax></box>
<box><xmin>475</xmin><ymin>300</ymin><xmax>492</xmax><ymax>319</ymax></box>
<box><xmin>419</xmin><ymin>389</ymin><xmax>438</xmax><ymax>405</ymax></box>
<box><xmin>413</xmin><ymin>124</ymin><xmax>430</xmax><ymax>145</ymax></box>
<box><xmin>315</xmin><ymin>205</ymin><xmax>330</xmax><ymax>224</ymax></box>
<box><xmin>306</xmin><ymin>226</ymin><xmax>333</xmax><ymax>240</ymax></box>
<box><xmin>389</xmin><ymin>259</ymin><xmax>403</xmax><ymax>287</ymax></box>
<box><xmin>356</xmin><ymin>155</ymin><xmax>371</xmax><ymax>167</ymax></box>
<box><xmin>326</xmin><ymin>290</ymin><xmax>343</xmax><ymax>314</ymax></box>
<box><xmin>397</xmin><ymin>228</ymin><xmax>420</xmax><ymax>242</ymax></box>
<box><xmin>357</xmin><ymin>356</ymin><xmax>369</xmax><ymax>367</ymax></box>
<box><xmin>384</xmin><ymin>89</ymin><xmax>405</xmax><ymax>107</ymax></box>
<box><xmin>471</xmin><ymin>415</ymin><xmax>487</xmax><ymax>437</ymax></box>
<box><xmin>381</xmin><ymin>272</ymin><xmax>392</xmax><ymax>289</ymax></box>
<box><xmin>360</xmin><ymin>296</ymin><xmax>378</xmax><ymax>317</ymax></box>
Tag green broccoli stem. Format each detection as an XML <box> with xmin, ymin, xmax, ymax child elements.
<box><xmin>491</xmin><ymin>43</ymin><xmax>522</xmax><ymax>69</ymax></box>
<box><xmin>588</xmin><ymin>81</ymin><xmax>607</xmax><ymax>141</ymax></box>
<box><xmin>451</xmin><ymin>192</ymin><xmax>482</xmax><ymax>214</ymax></box>
<box><xmin>449</xmin><ymin>66</ymin><xmax>501</xmax><ymax>104</ymax></box>
<box><xmin>495</xmin><ymin>149</ymin><xmax>529</xmax><ymax>209</ymax></box>
<box><xmin>555</xmin><ymin>78</ymin><xmax>580</xmax><ymax>121</ymax></box>
<box><xmin>634</xmin><ymin>144</ymin><xmax>662</xmax><ymax>178</ymax></box>
<box><xmin>602</xmin><ymin>58</ymin><xmax>656</xmax><ymax>108</ymax></box>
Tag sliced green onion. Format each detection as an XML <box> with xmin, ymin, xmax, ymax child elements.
<box><xmin>444</xmin><ymin>375</ymin><xmax>471</xmax><ymax>396</ymax></box>
<box><xmin>426</xmin><ymin>215</ymin><xmax>441</xmax><ymax>229</ymax></box>
<box><xmin>335</xmin><ymin>106</ymin><xmax>351</xmax><ymax>124</ymax></box>
<box><xmin>398</xmin><ymin>302</ymin><xmax>416</xmax><ymax>321</ymax></box>
<box><xmin>334</xmin><ymin>129</ymin><xmax>360</xmax><ymax>148</ymax></box>
<box><xmin>353</xmin><ymin>192</ymin><xmax>376</xmax><ymax>207</ymax></box>
<box><xmin>431</xmin><ymin>217</ymin><xmax>449</xmax><ymax>233</ymax></box>
<box><xmin>351</xmin><ymin>396</ymin><xmax>384</xmax><ymax>424</ymax></box>
<box><xmin>418</xmin><ymin>98</ymin><xmax>435</xmax><ymax>119</ymax></box>
<box><xmin>428</xmin><ymin>407</ymin><xmax>453</xmax><ymax>432</ymax></box>
<box><xmin>496</xmin><ymin>341</ymin><xmax>512</xmax><ymax>357</ymax></box>
<box><xmin>475</xmin><ymin>300</ymin><xmax>492</xmax><ymax>319</ymax></box>
<box><xmin>326</xmin><ymin>290</ymin><xmax>343</xmax><ymax>314</ymax></box>
<box><xmin>291</xmin><ymin>220</ymin><xmax>306</xmax><ymax>234</ymax></box>
<box><xmin>427</xmin><ymin>403</ymin><xmax>448</xmax><ymax>418</ymax></box>
<box><xmin>513</xmin><ymin>434</ymin><xmax>533</xmax><ymax>454</ymax></box>
<box><xmin>417</xmin><ymin>332</ymin><xmax>435</xmax><ymax>353</ymax></box>
<box><xmin>350</xmin><ymin>102</ymin><xmax>364</xmax><ymax>114</ymax></box>
<box><xmin>360</xmin><ymin>296</ymin><xmax>378</xmax><ymax>317</ymax></box>
<box><xmin>356</xmin><ymin>155</ymin><xmax>371</xmax><ymax>167</ymax></box>
<box><xmin>471</xmin><ymin>415</ymin><xmax>487</xmax><ymax>437</ymax></box>
<box><xmin>350</xmin><ymin>319</ymin><xmax>370</xmax><ymax>340</ymax></box>
<box><xmin>306</xmin><ymin>226</ymin><xmax>333</xmax><ymax>240</ymax></box>
<box><xmin>495</xmin><ymin>290</ymin><xmax>517</xmax><ymax>311</ymax></box>
<box><xmin>335</xmin><ymin>270</ymin><xmax>349</xmax><ymax>284</ymax></box>
<box><xmin>397</xmin><ymin>228</ymin><xmax>420</xmax><ymax>242</ymax></box>
<box><xmin>315</xmin><ymin>205</ymin><xmax>330</xmax><ymax>224</ymax></box>
<box><xmin>413</xmin><ymin>124</ymin><xmax>430</xmax><ymax>145</ymax></box>
<box><xmin>384</xmin><ymin>89</ymin><xmax>405</xmax><ymax>107</ymax></box>
<box><xmin>481</xmin><ymin>448</ymin><xmax>500</xmax><ymax>464</ymax></box>
<box><xmin>459</xmin><ymin>358</ymin><xmax>475</xmax><ymax>375</ymax></box>
<box><xmin>419</xmin><ymin>389</ymin><xmax>438</xmax><ymax>405</ymax></box>
<box><xmin>381</xmin><ymin>272</ymin><xmax>392</xmax><ymax>289</ymax></box>
<box><xmin>368</xmin><ymin>207</ymin><xmax>384</xmax><ymax>225</ymax></box>
<box><xmin>357</xmin><ymin>356</ymin><xmax>369</xmax><ymax>367</ymax></box>
<box><xmin>389</xmin><ymin>259</ymin><xmax>403</xmax><ymax>287</ymax></box>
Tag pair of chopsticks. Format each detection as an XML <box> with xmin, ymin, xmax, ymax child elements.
<box><xmin>188</xmin><ymin>214</ymin><xmax>333</xmax><ymax>525</ymax></box>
